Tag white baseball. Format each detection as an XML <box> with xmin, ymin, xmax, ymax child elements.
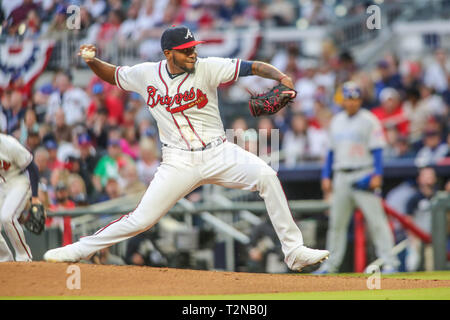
<box><xmin>81</xmin><ymin>49</ymin><xmax>95</xmax><ymax>59</ymax></box>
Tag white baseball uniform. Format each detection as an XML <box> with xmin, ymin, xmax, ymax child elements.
<box><xmin>322</xmin><ymin>109</ymin><xmax>399</xmax><ymax>271</ymax></box>
<box><xmin>66</xmin><ymin>57</ymin><xmax>306</xmax><ymax>269</ymax></box>
<box><xmin>0</xmin><ymin>133</ymin><xmax>33</xmax><ymax>261</ymax></box>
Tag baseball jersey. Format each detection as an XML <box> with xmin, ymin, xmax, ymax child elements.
<box><xmin>328</xmin><ymin>109</ymin><xmax>385</xmax><ymax>170</ymax></box>
<box><xmin>115</xmin><ymin>57</ymin><xmax>241</xmax><ymax>149</ymax></box>
<box><xmin>0</xmin><ymin>133</ymin><xmax>33</xmax><ymax>183</ymax></box>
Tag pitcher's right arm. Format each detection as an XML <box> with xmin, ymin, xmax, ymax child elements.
<box><xmin>79</xmin><ymin>44</ymin><xmax>116</xmax><ymax>85</ymax></box>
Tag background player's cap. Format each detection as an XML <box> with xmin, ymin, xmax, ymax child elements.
<box><xmin>161</xmin><ymin>25</ymin><xmax>205</xmax><ymax>51</ymax></box>
<box><xmin>342</xmin><ymin>81</ymin><xmax>362</xmax><ymax>99</ymax></box>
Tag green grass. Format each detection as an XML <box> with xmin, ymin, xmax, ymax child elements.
<box><xmin>2</xmin><ymin>287</ymin><xmax>450</xmax><ymax>300</ymax></box>
<box><xmin>304</xmin><ymin>271</ymin><xmax>450</xmax><ymax>281</ymax></box>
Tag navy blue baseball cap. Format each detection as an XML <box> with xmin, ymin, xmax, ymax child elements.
<box><xmin>342</xmin><ymin>81</ymin><xmax>362</xmax><ymax>99</ymax></box>
<box><xmin>161</xmin><ymin>25</ymin><xmax>205</xmax><ymax>51</ymax></box>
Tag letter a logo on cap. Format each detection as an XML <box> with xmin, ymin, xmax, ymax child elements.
<box><xmin>185</xmin><ymin>29</ymin><xmax>193</xmax><ymax>39</ymax></box>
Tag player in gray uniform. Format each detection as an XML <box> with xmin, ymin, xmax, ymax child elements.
<box><xmin>315</xmin><ymin>82</ymin><xmax>399</xmax><ymax>273</ymax></box>
<box><xmin>0</xmin><ymin>133</ymin><xmax>41</xmax><ymax>261</ymax></box>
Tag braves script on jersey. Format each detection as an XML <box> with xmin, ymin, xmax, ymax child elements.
<box><xmin>329</xmin><ymin>109</ymin><xmax>385</xmax><ymax>170</ymax></box>
<box><xmin>115</xmin><ymin>57</ymin><xmax>241</xmax><ymax>150</ymax></box>
<box><xmin>0</xmin><ymin>134</ymin><xmax>33</xmax><ymax>183</ymax></box>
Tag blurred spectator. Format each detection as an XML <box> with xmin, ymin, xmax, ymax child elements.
<box><xmin>45</xmin><ymin>71</ymin><xmax>91</xmax><ymax>126</ymax></box>
<box><xmin>242</xmin><ymin>128</ymin><xmax>258</xmax><ymax>154</ymax></box>
<box><xmin>34</xmin><ymin>146</ymin><xmax>51</xmax><ymax>185</ymax></box>
<box><xmin>402</xmin><ymin>87</ymin><xmax>432</xmax><ymax>143</ymax></box>
<box><xmin>417</xmin><ymin>84</ymin><xmax>447</xmax><ymax>118</ymax></box>
<box><xmin>247</xmin><ymin>217</ymin><xmax>286</xmax><ymax>273</ymax></box>
<box><xmin>415</xmin><ymin>126</ymin><xmax>448</xmax><ymax>167</ymax></box>
<box><xmin>121</xmin><ymin>125</ymin><xmax>140</xmax><ymax>160</ymax></box>
<box><xmin>33</xmin><ymin>77</ymin><xmax>57</xmax><ymax>122</ymax></box>
<box><xmin>91</xmin><ymin>247</ymin><xmax>125</xmax><ymax>265</ymax></box>
<box><xmin>228</xmin><ymin>116</ymin><xmax>248</xmax><ymax>144</ymax></box>
<box><xmin>257</xmin><ymin>117</ymin><xmax>276</xmax><ymax>155</ymax></box>
<box><xmin>405</xmin><ymin>167</ymin><xmax>439</xmax><ymax>271</ymax></box>
<box><xmin>53</xmin><ymin>108</ymin><xmax>72</xmax><ymax>144</ymax></box>
<box><xmin>19</xmin><ymin>108</ymin><xmax>39</xmax><ymax>144</ymax></box>
<box><xmin>174</xmin><ymin>0</ymin><xmax>215</xmax><ymax>31</ymax></box>
<box><xmin>136</xmin><ymin>0</ymin><xmax>169</xmax><ymax>37</ymax></box>
<box><xmin>87</xmin><ymin>83</ymin><xmax>124</xmax><ymax>126</ymax></box>
<box><xmin>301</xmin><ymin>0</ymin><xmax>333</xmax><ymax>26</ymax></box>
<box><xmin>6</xmin><ymin>0</ymin><xmax>40</xmax><ymax>29</ymax></box>
<box><xmin>23</xmin><ymin>8</ymin><xmax>43</xmax><ymax>38</ymax></box>
<box><xmin>4</xmin><ymin>90</ymin><xmax>25</xmax><ymax>135</ymax></box>
<box><xmin>117</xmin><ymin>2</ymin><xmax>140</xmax><ymax>43</ymax></box>
<box><xmin>87</xmin><ymin>107</ymin><xmax>110</xmax><ymax>149</ymax></box>
<box><xmin>136</xmin><ymin>137</ymin><xmax>160</xmax><ymax>185</ymax></box>
<box><xmin>424</xmin><ymin>48</ymin><xmax>450</xmax><ymax>94</ymax></box>
<box><xmin>44</xmin><ymin>139</ymin><xmax>60</xmax><ymax>170</ymax></box>
<box><xmin>217</xmin><ymin>0</ymin><xmax>245</xmax><ymax>27</ymax></box>
<box><xmin>76</xmin><ymin>133</ymin><xmax>99</xmax><ymax>197</ymax></box>
<box><xmin>127</xmin><ymin>92</ymin><xmax>153</xmax><ymax>129</ymax></box>
<box><xmin>97</xmin><ymin>9</ymin><xmax>124</xmax><ymax>52</ymax></box>
<box><xmin>374</xmin><ymin>59</ymin><xmax>403</xmax><ymax>102</ymax></box>
<box><xmin>294</xmin><ymin>62</ymin><xmax>318</xmax><ymax>116</ymax></box>
<box><xmin>372</xmin><ymin>87</ymin><xmax>409</xmax><ymax>136</ymax></box>
<box><xmin>271</xmin><ymin>44</ymin><xmax>301</xmax><ymax>77</ymax></box>
<box><xmin>125</xmin><ymin>230</ymin><xmax>168</xmax><ymax>267</ymax></box>
<box><xmin>84</xmin><ymin>0</ymin><xmax>108</xmax><ymax>20</ymax></box>
<box><xmin>93</xmin><ymin>138</ymin><xmax>133</xmax><ymax>191</ymax></box>
<box><xmin>25</xmin><ymin>130</ymin><xmax>41</xmax><ymax>153</ymax></box>
<box><xmin>265</xmin><ymin>0</ymin><xmax>295</xmax><ymax>27</ymax></box>
<box><xmin>47</xmin><ymin>181</ymin><xmax>74</xmax><ymax>246</ymax></box>
<box><xmin>242</xmin><ymin>0</ymin><xmax>265</xmax><ymax>23</ymax></box>
<box><xmin>334</xmin><ymin>51</ymin><xmax>357</xmax><ymax>86</ymax></box>
<box><xmin>309</xmin><ymin>99</ymin><xmax>333</xmax><ymax>130</ymax></box>
<box><xmin>119</xmin><ymin>163</ymin><xmax>147</xmax><ymax>195</ymax></box>
<box><xmin>68</xmin><ymin>173</ymin><xmax>89</xmax><ymax>206</ymax></box>
<box><xmin>45</xmin><ymin>4</ymin><xmax>70</xmax><ymax>39</ymax></box>
<box><xmin>400</xmin><ymin>60</ymin><xmax>422</xmax><ymax>91</ymax></box>
<box><xmin>282</xmin><ymin>112</ymin><xmax>328</xmax><ymax>167</ymax></box>
<box><xmin>77</xmin><ymin>7</ymin><xmax>101</xmax><ymax>45</ymax></box>
<box><xmin>94</xmin><ymin>177</ymin><xmax>124</xmax><ymax>203</ymax></box>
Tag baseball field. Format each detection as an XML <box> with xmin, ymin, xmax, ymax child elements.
<box><xmin>0</xmin><ymin>262</ymin><xmax>449</xmax><ymax>299</ymax></box>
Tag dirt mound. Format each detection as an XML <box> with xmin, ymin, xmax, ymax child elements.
<box><xmin>1</xmin><ymin>262</ymin><xmax>449</xmax><ymax>297</ymax></box>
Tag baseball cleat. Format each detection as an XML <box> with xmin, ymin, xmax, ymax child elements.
<box><xmin>43</xmin><ymin>245</ymin><xmax>80</xmax><ymax>263</ymax></box>
<box><xmin>290</xmin><ymin>246</ymin><xmax>330</xmax><ymax>272</ymax></box>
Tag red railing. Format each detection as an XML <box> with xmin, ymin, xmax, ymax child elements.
<box><xmin>353</xmin><ymin>200</ymin><xmax>432</xmax><ymax>273</ymax></box>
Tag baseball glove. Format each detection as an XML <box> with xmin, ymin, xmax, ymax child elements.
<box><xmin>20</xmin><ymin>203</ymin><xmax>46</xmax><ymax>235</ymax></box>
<box><xmin>248</xmin><ymin>84</ymin><xmax>297</xmax><ymax>117</ymax></box>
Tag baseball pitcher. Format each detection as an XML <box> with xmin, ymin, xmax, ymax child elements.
<box><xmin>44</xmin><ymin>25</ymin><xmax>329</xmax><ymax>271</ymax></box>
<box><xmin>316</xmin><ymin>82</ymin><xmax>399</xmax><ymax>273</ymax></box>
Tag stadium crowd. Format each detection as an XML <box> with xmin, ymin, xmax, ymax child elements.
<box><xmin>1</xmin><ymin>0</ymin><xmax>380</xmax><ymax>40</ymax></box>
<box><xmin>0</xmin><ymin>0</ymin><xmax>449</xmax><ymax>270</ymax></box>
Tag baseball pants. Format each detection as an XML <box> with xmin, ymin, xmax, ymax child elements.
<box><xmin>0</xmin><ymin>175</ymin><xmax>32</xmax><ymax>262</ymax></box>
<box><xmin>324</xmin><ymin>169</ymin><xmax>399</xmax><ymax>271</ymax></box>
<box><xmin>70</xmin><ymin>141</ymin><xmax>304</xmax><ymax>269</ymax></box>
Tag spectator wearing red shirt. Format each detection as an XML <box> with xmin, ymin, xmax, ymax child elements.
<box><xmin>371</xmin><ymin>87</ymin><xmax>409</xmax><ymax>136</ymax></box>
<box><xmin>87</xmin><ymin>83</ymin><xmax>124</xmax><ymax>126</ymax></box>
<box><xmin>97</xmin><ymin>9</ymin><xmax>124</xmax><ymax>51</ymax></box>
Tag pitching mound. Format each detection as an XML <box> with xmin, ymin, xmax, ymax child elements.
<box><xmin>1</xmin><ymin>262</ymin><xmax>449</xmax><ymax>297</ymax></box>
